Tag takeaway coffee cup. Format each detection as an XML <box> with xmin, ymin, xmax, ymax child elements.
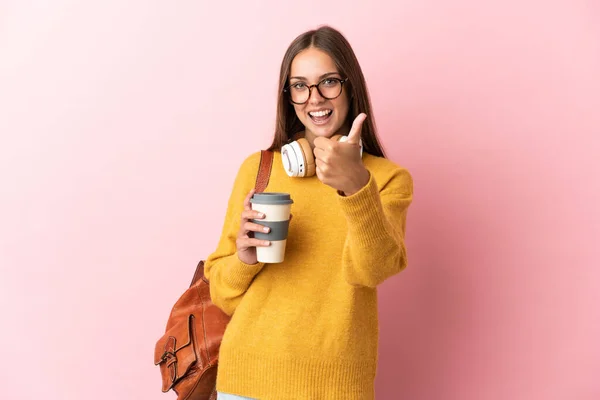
<box><xmin>250</xmin><ymin>192</ymin><xmax>293</xmax><ymax>263</ymax></box>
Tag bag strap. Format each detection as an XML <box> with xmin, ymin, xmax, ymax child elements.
<box><xmin>190</xmin><ymin>150</ymin><xmax>274</xmax><ymax>287</ymax></box>
<box><xmin>255</xmin><ymin>150</ymin><xmax>274</xmax><ymax>193</ymax></box>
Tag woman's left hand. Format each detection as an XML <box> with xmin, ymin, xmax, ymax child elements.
<box><xmin>313</xmin><ymin>113</ymin><xmax>370</xmax><ymax>196</ymax></box>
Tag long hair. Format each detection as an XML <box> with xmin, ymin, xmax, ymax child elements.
<box><xmin>267</xmin><ymin>25</ymin><xmax>386</xmax><ymax>158</ymax></box>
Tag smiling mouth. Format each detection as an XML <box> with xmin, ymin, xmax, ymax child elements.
<box><xmin>309</xmin><ymin>109</ymin><xmax>333</xmax><ymax>125</ymax></box>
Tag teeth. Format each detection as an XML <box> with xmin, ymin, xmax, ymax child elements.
<box><xmin>309</xmin><ymin>110</ymin><xmax>332</xmax><ymax>117</ymax></box>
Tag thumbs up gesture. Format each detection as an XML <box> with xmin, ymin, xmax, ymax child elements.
<box><xmin>313</xmin><ymin>113</ymin><xmax>371</xmax><ymax>196</ymax></box>
<box><xmin>345</xmin><ymin>112</ymin><xmax>366</xmax><ymax>146</ymax></box>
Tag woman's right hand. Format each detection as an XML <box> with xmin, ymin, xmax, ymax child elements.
<box><xmin>236</xmin><ymin>188</ymin><xmax>271</xmax><ymax>265</ymax></box>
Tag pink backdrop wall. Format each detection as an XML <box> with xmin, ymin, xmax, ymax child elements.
<box><xmin>1</xmin><ymin>1</ymin><xmax>598</xmax><ymax>399</ymax></box>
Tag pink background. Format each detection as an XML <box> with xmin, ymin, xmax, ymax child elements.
<box><xmin>1</xmin><ymin>1</ymin><xmax>599</xmax><ymax>399</ymax></box>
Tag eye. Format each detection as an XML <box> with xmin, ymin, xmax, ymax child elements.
<box><xmin>322</xmin><ymin>78</ymin><xmax>338</xmax><ymax>86</ymax></box>
<box><xmin>291</xmin><ymin>82</ymin><xmax>307</xmax><ymax>90</ymax></box>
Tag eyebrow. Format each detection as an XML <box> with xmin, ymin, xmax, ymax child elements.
<box><xmin>289</xmin><ymin>72</ymin><xmax>340</xmax><ymax>81</ymax></box>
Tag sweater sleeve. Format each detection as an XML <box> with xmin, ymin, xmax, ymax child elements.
<box><xmin>338</xmin><ymin>165</ymin><xmax>413</xmax><ymax>288</ymax></box>
<box><xmin>203</xmin><ymin>152</ymin><xmax>266</xmax><ymax>315</ymax></box>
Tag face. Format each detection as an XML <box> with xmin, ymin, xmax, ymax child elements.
<box><xmin>288</xmin><ymin>47</ymin><xmax>351</xmax><ymax>142</ymax></box>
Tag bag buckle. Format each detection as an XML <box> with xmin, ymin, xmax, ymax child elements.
<box><xmin>158</xmin><ymin>336</ymin><xmax>177</xmax><ymax>367</ymax></box>
<box><xmin>159</xmin><ymin>350</ymin><xmax>176</xmax><ymax>364</ymax></box>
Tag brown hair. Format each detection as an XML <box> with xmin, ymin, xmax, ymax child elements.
<box><xmin>267</xmin><ymin>25</ymin><xmax>386</xmax><ymax>158</ymax></box>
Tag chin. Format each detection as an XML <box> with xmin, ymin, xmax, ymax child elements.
<box><xmin>310</xmin><ymin>122</ymin><xmax>344</xmax><ymax>138</ymax></box>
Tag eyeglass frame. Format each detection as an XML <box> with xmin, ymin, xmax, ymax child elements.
<box><xmin>283</xmin><ymin>77</ymin><xmax>349</xmax><ymax>105</ymax></box>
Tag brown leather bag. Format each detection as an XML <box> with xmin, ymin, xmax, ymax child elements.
<box><xmin>154</xmin><ymin>150</ymin><xmax>274</xmax><ymax>400</ymax></box>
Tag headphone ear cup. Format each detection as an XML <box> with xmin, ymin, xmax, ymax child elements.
<box><xmin>281</xmin><ymin>142</ymin><xmax>300</xmax><ymax>177</ymax></box>
<box><xmin>296</xmin><ymin>138</ymin><xmax>316</xmax><ymax>177</ymax></box>
<box><xmin>281</xmin><ymin>138</ymin><xmax>316</xmax><ymax>177</ymax></box>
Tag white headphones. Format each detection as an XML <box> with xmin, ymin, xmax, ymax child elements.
<box><xmin>281</xmin><ymin>135</ymin><xmax>363</xmax><ymax>177</ymax></box>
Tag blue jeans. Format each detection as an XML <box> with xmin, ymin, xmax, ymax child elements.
<box><xmin>217</xmin><ymin>392</ymin><xmax>256</xmax><ymax>400</ymax></box>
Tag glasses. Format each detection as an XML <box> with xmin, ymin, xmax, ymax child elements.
<box><xmin>284</xmin><ymin>77</ymin><xmax>348</xmax><ymax>104</ymax></box>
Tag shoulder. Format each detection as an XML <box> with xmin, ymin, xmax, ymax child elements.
<box><xmin>239</xmin><ymin>150</ymin><xmax>263</xmax><ymax>169</ymax></box>
<box><xmin>363</xmin><ymin>154</ymin><xmax>413</xmax><ymax>195</ymax></box>
<box><xmin>231</xmin><ymin>150</ymin><xmax>272</xmax><ymax>188</ymax></box>
<box><xmin>222</xmin><ymin>151</ymin><xmax>266</xmax><ymax>202</ymax></box>
<box><xmin>234</xmin><ymin>151</ymin><xmax>264</xmax><ymax>178</ymax></box>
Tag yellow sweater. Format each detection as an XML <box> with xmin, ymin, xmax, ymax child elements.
<box><xmin>204</xmin><ymin>150</ymin><xmax>413</xmax><ymax>400</ymax></box>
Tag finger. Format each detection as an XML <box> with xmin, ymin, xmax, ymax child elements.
<box><xmin>241</xmin><ymin>209</ymin><xmax>265</xmax><ymax>221</ymax></box>
<box><xmin>243</xmin><ymin>188</ymin><xmax>255</xmax><ymax>211</ymax></box>
<box><xmin>315</xmin><ymin>159</ymin><xmax>329</xmax><ymax>175</ymax></box>
<box><xmin>315</xmin><ymin>159</ymin><xmax>330</xmax><ymax>181</ymax></box>
<box><xmin>313</xmin><ymin>136</ymin><xmax>332</xmax><ymax>150</ymax></box>
<box><xmin>313</xmin><ymin>147</ymin><xmax>329</xmax><ymax>164</ymax></box>
<box><xmin>315</xmin><ymin>165</ymin><xmax>323</xmax><ymax>182</ymax></box>
<box><xmin>346</xmin><ymin>113</ymin><xmax>367</xmax><ymax>145</ymax></box>
<box><xmin>237</xmin><ymin>237</ymin><xmax>271</xmax><ymax>249</ymax></box>
<box><xmin>244</xmin><ymin>221</ymin><xmax>270</xmax><ymax>234</ymax></box>
<box><xmin>315</xmin><ymin>165</ymin><xmax>327</xmax><ymax>184</ymax></box>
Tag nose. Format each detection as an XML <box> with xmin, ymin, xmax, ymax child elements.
<box><xmin>308</xmin><ymin>85</ymin><xmax>324</xmax><ymax>104</ymax></box>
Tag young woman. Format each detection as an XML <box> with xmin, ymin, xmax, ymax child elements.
<box><xmin>204</xmin><ymin>25</ymin><xmax>413</xmax><ymax>400</ymax></box>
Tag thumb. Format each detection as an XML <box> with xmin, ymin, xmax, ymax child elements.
<box><xmin>346</xmin><ymin>113</ymin><xmax>367</xmax><ymax>145</ymax></box>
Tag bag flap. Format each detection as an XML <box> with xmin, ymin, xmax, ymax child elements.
<box><xmin>154</xmin><ymin>314</ymin><xmax>193</xmax><ymax>364</ymax></box>
<box><xmin>154</xmin><ymin>314</ymin><xmax>198</xmax><ymax>392</ymax></box>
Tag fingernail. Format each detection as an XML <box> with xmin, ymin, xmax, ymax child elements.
<box><xmin>263</xmin><ymin>227</ymin><xmax>269</xmax><ymax>232</ymax></box>
<box><xmin>258</xmin><ymin>213</ymin><xmax>265</xmax><ymax>218</ymax></box>
<box><xmin>264</xmin><ymin>241</ymin><xmax>270</xmax><ymax>246</ymax></box>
